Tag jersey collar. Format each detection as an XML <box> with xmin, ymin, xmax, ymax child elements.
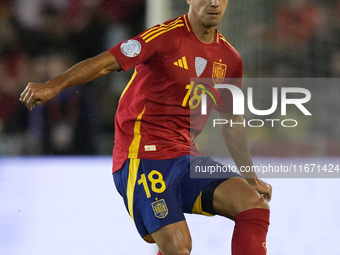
<box><xmin>183</xmin><ymin>14</ymin><xmax>220</xmax><ymax>45</ymax></box>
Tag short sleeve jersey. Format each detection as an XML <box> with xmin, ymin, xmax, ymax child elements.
<box><xmin>109</xmin><ymin>14</ymin><xmax>242</xmax><ymax>173</ymax></box>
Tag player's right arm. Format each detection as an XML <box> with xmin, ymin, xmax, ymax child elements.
<box><xmin>218</xmin><ymin>112</ymin><xmax>272</xmax><ymax>201</ymax></box>
<box><xmin>20</xmin><ymin>51</ymin><xmax>120</xmax><ymax>111</ymax></box>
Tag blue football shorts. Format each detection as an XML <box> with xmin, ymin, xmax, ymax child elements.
<box><xmin>113</xmin><ymin>155</ymin><xmax>241</xmax><ymax>239</ymax></box>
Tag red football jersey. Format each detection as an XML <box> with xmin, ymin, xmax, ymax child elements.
<box><xmin>108</xmin><ymin>14</ymin><xmax>242</xmax><ymax>173</ymax></box>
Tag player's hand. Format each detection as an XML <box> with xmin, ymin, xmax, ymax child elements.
<box><xmin>246</xmin><ymin>178</ymin><xmax>272</xmax><ymax>202</ymax></box>
<box><xmin>19</xmin><ymin>82</ymin><xmax>60</xmax><ymax>111</ymax></box>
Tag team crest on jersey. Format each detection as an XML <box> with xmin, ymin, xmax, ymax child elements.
<box><xmin>212</xmin><ymin>61</ymin><xmax>227</xmax><ymax>84</ymax></box>
<box><xmin>151</xmin><ymin>199</ymin><xmax>168</xmax><ymax>218</ymax></box>
<box><xmin>121</xmin><ymin>40</ymin><xmax>141</xmax><ymax>57</ymax></box>
<box><xmin>195</xmin><ymin>57</ymin><xmax>207</xmax><ymax>77</ymax></box>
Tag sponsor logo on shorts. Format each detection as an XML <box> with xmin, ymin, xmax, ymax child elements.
<box><xmin>121</xmin><ymin>40</ymin><xmax>141</xmax><ymax>57</ymax></box>
<box><xmin>145</xmin><ymin>145</ymin><xmax>156</xmax><ymax>151</ymax></box>
<box><xmin>151</xmin><ymin>199</ymin><xmax>168</xmax><ymax>218</ymax></box>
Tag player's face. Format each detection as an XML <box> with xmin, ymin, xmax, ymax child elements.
<box><xmin>187</xmin><ymin>0</ymin><xmax>229</xmax><ymax>28</ymax></box>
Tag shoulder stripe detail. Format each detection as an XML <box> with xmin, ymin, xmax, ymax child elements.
<box><xmin>220</xmin><ymin>37</ymin><xmax>228</xmax><ymax>43</ymax></box>
<box><xmin>140</xmin><ymin>26</ymin><xmax>162</xmax><ymax>38</ymax></box>
<box><xmin>183</xmin><ymin>15</ymin><xmax>190</xmax><ymax>32</ymax></box>
<box><xmin>144</xmin><ymin>24</ymin><xmax>184</xmax><ymax>43</ymax></box>
<box><xmin>141</xmin><ymin>18</ymin><xmax>183</xmax><ymax>41</ymax></box>
<box><xmin>141</xmin><ymin>17</ymin><xmax>184</xmax><ymax>43</ymax></box>
<box><xmin>219</xmin><ymin>33</ymin><xmax>227</xmax><ymax>42</ymax></box>
<box><xmin>219</xmin><ymin>33</ymin><xmax>238</xmax><ymax>52</ymax></box>
<box><xmin>141</xmin><ymin>17</ymin><xmax>182</xmax><ymax>38</ymax></box>
<box><xmin>141</xmin><ymin>17</ymin><xmax>182</xmax><ymax>39</ymax></box>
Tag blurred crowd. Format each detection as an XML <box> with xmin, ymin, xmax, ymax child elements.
<box><xmin>0</xmin><ymin>0</ymin><xmax>339</xmax><ymax>156</ymax></box>
<box><xmin>0</xmin><ymin>0</ymin><xmax>145</xmax><ymax>155</ymax></box>
<box><xmin>248</xmin><ymin>0</ymin><xmax>340</xmax><ymax>77</ymax></box>
<box><xmin>240</xmin><ymin>0</ymin><xmax>340</xmax><ymax>157</ymax></box>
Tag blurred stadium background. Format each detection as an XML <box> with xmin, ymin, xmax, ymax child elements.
<box><xmin>1</xmin><ymin>0</ymin><xmax>340</xmax><ymax>254</ymax></box>
<box><xmin>1</xmin><ymin>0</ymin><xmax>340</xmax><ymax>156</ymax></box>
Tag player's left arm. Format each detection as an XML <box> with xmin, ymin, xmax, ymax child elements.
<box><xmin>218</xmin><ymin>112</ymin><xmax>272</xmax><ymax>201</ymax></box>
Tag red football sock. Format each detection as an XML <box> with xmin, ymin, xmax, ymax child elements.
<box><xmin>232</xmin><ymin>208</ymin><xmax>270</xmax><ymax>255</ymax></box>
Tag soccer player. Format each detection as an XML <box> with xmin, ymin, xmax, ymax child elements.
<box><xmin>20</xmin><ymin>0</ymin><xmax>272</xmax><ymax>254</ymax></box>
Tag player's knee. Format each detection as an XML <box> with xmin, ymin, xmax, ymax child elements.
<box><xmin>161</xmin><ymin>248</ymin><xmax>191</xmax><ymax>255</ymax></box>
<box><xmin>236</xmin><ymin>180</ymin><xmax>270</xmax><ymax>212</ymax></box>
<box><xmin>232</xmin><ymin>195</ymin><xmax>269</xmax><ymax>218</ymax></box>
<box><xmin>238</xmin><ymin>187</ymin><xmax>269</xmax><ymax>212</ymax></box>
<box><xmin>249</xmin><ymin>195</ymin><xmax>270</xmax><ymax>210</ymax></box>
<box><xmin>161</xmin><ymin>242</ymin><xmax>192</xmax><ymax>255</ymax></box>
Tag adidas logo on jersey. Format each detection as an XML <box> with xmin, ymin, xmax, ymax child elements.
<box><xmin>174</xmin><ymin>57</ymin><xmax>188</xmax><ymax>70</ymax></box>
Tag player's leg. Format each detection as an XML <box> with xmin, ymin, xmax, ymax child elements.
<box><xmin>151</xmin><ymin>220</ymin><xmax>192</xmax><ymax>255</ymax></box>
<box><xmin>212</xmin><ymin>177</ymin><xmax>269</xmax><ymax>218</ymax></box>
<box><xmin>113</xmin><ymin>156</ymin><xmax>193</xmax><ymax>255</ymax></box>
<box><xmin>187</xmin><ymin>156</ymin><xmax>269</xmax><ymax>255</ymax></box>
<box><xmin>211</xmin><ymin>177</ymin><xmax>270</xmax><ymax>255</ymax></box>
